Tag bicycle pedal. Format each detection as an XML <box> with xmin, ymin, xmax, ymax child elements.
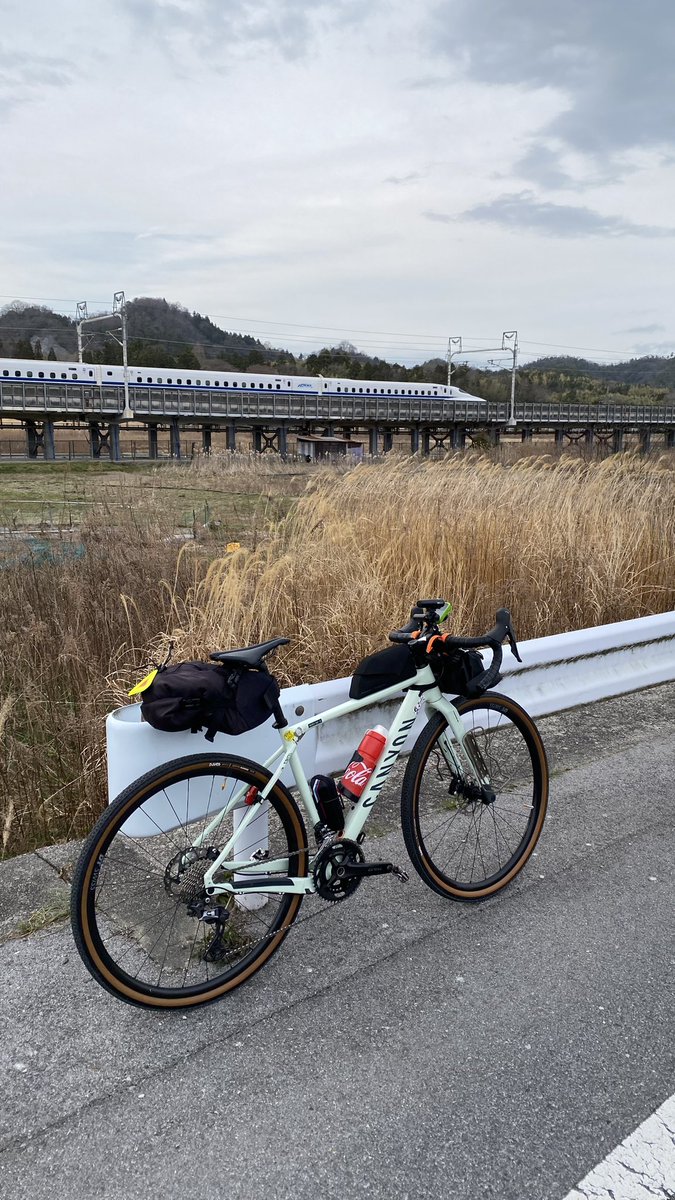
<box><xmin>392</xmin><ymin>866</ymin><xmax>409</xmax><ymax>883</ymax></box>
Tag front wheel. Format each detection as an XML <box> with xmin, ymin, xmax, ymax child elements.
<box><xmin>401</xmin><ymin>694</ymin><xmax>548</xmax><ymax>901</ymax></box>
<box><xmin>71</xmin><ymin>754</ymin><xmax>309</xmax><ymax>1008</ymax></box>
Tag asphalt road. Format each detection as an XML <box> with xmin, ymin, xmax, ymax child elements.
<box><xmin>0</xmin><ymin>684</ymin><xmax>673</xmax><ymax>1199</ymax></box>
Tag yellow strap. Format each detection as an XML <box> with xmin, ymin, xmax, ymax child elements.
<box><xmin>128</xmin><ymin>668</ymin><xmax>158</xmax><ymax>697</ymax></box>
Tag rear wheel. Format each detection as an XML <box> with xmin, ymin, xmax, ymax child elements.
<box><xmin>401</xmin><ymin>694</ymin><xmax>548</xmax><ymax>901</ymax></box>
<box><xmin>71</xmin><ymin>754</ymin><xmax>308</xmax><ymax>1008</ymax></box>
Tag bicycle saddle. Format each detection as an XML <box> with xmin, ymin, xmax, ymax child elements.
<box><xmin>209</xmin><ymin>637</ymin><xmax>290</xmax><ymax>668</ymax></box>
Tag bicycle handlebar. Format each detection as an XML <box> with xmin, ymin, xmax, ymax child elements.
<box><xmin>389</xmin><ymin>603</ymin><xmax>522</xmax><ymax>697</ymax></box>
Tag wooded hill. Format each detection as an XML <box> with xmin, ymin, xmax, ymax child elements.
<box><xmin>1</xmin><ymin>298</ymin><xmax>673</xmax><ymax>405</ymax></box>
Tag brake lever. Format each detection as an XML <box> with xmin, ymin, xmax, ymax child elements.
<box><xmin>506</xmin><ymin>622</ymin><xmax>522</xmax><ymax>663</ymax></box>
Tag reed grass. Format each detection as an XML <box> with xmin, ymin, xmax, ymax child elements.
<box><xmin>1</xmin><ymin>450</ymin><xmax>673</xmax><ymax>857</ymax></box>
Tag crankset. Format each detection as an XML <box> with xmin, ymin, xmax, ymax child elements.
<box><xmin>313</xmin><ymin>838</ymin><xmax>408</xmax><ymax>901</ymax></box>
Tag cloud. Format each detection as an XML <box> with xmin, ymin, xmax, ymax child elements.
<box><xmin>454</xmin><ymin>192</ymin><xmax>675</xmax><ymax>239</ymax></box>
<box><xmin>385</xmin><ymin>172</ymin><xmax>423</xmax><ymax>185</ymax></box>
<box><xmin>0</xmin><ymin>51</ymin><xmax>74</xmax><ymax>116</ymax></box>
<box><xmin>619</xmin><ymin>323</ymin><xmax>666</xmax><ymax>335</ymax></box>
<box><xmin>119</xmin><ymin>0</ymin><xmax>371</xmax><ymax>61</ymax></box>
<box><xmin>429</xmin><ymin>0</ymin><xmax>675</xmax><ymax>184</ymax></box>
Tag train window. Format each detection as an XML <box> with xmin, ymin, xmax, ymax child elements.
<box><xmin>196</xmin><ymin>379</ymin><xmax>201</xmax><ymax>385</ymax></box>
<box><xmin>15</xmin><ymin>370</ymin><xmax>20</xmax><ymax>376</ymax></box>
<box><xmin>177</xmin><ymin>378</ymin><xmax>182</xmax><ymax>384</ymax></box>
<box><xmin>39</xmin><ymin>371</ymin><xmax>44</xmax><ymax>378</ymax></box>
<box><xmin>366</xmin><ymin>388</ymin><xmax>370</xmax><ymax>393</ymax></box>
<box><xmin>359</xmin><ymin>387</ymin><xmax>363</xmax><ymax>393</ymax></box>
<box><xmin>233</xmin><ymin>381</ymin><xmax>237</xmax><ymax>387</ymax></box>
<box><xmin>224</xmin><ymin>381</ymin><xmax>228</xmax><ymax>387</ymax></box>
<box><xmin>414</xmin><ymin>390</ymin><xmax>419</xmax><ymax>395</ymax></box>
<box><xmin>2</xmin><ymin>370</ymin><xmax>7</xmax><ymax>376</ymax></box>
<box><xmin>268</xmin><ymin>383</ymin><xmax>273</xmax><ymax>389</ymax></box>
<box><xmin>352</xmin><ymin>387</ymin><xmax>356</xmax><ymax>392</ymax></box>
<box><xmin>61</xmin><ymin>372</ymin><xmax>67</xmax><ymax>379</ymax></box>
<box><xmin>27</xmin><ymin>371</ymin><xmax>33</xmax><ymax>377</ymax></box>
<box><xmin>146</xmin><ymin>377</ymin><xmax>152</xmax><ymax>383</ymax></box>
<box><xmin>186</xmin><ymin>378</ymin><xmax>192</xmax><ymax>385</ymax></box>
<box><xmin>204</xmin><ymin>380</ymin><xmax>210</xmax><ymax>386</ymax></box>
<box><xmin>276</xmin><ymin>384</ymin><xmax>280</xmax><ymax>389</ymax></box>
<box><xmin>156</xmin><ymin>377</ymin><xmax>162</xmax><ymax>384</ymax></box>
<box><xmin>136</xmin><ymin>376</ymin><xmax>142</xmax><ymax>383</ymax></box>
<box><xmin>214</xmin><ymin>381</ymin><xmax>219</xmax><ymax>386</ymax></box>
<box><xmin>287</xmin><ymin>381</ymin><xmax>291</xmax><ymax>386</ymax></box>
<box><xmin>107</xmin><ymin>370</ymin><xmax>113</xmax><ymax>376</ymax></box>
<box><xmin>50</xmin><ymin>372</ymin><xmax>55</xmax><ymax>379</ymax></box>
<box><xmin>89</xmin><ymin>370</ymin><xmax>94</xmax><ymax>376</ymax></box>
<box><xmin>387</xmin><ymin>389</ymin><xmax>391</xmax><ymax>394</ymax></box>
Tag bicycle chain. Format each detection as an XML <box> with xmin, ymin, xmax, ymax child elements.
<box><xmin>206</xmin><ymin>839</ymin><xmax>345</xmax><ymax>964</ymax></box>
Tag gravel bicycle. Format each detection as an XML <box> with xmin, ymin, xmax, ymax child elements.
<box><xmin>71</xmin><ymin>600</ymin><xmax>548</xmax><ymax>1009</ymax></box>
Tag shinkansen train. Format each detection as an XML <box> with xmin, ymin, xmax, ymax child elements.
<box><xmin>0</xmin><ymin>357</ymin><xmax>486</xmax><ymax>405</ymax></box>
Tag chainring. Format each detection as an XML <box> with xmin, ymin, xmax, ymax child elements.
<box><xmin>313</xmin><ymin>838</ymin><xmax>365</xmax><ymax>902</ymax></box>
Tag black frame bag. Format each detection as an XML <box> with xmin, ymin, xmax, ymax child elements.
<box><xmin>140</xmin><ymin>661</ymin><xmax>280</xmax><ymax>742</ymax></box>
<box><xmin>349</xmin><ymin>644</ymin><xmax>417</xmax><ymax>700</ymax></box>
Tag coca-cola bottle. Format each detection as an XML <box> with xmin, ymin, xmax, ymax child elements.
<box><xmin>338</xmin><ymin>725</ymin><xmax>388</xmax><ymax>803</ymax></box>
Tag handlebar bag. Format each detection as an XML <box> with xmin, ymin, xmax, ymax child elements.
<box><xmin>140</xmin><ymin>661</ymin><xmax>280</xmax><ymax>742</ymax></box>
<box><xmin>432</xmin><ymin>648</ymin><xmax>484</xmax><ymax>696</ymax></box>
<box><xmin>349</xmin><ymin>644</ymin><xmax>417</xmax><ymax>700</ymax></box>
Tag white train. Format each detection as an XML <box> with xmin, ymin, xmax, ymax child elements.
<box><xmin>0</xmin><ymin>357</ymin><xmax>486</xmax><ymax>405</ymax></box>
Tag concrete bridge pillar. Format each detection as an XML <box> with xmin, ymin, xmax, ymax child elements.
<box><xmin>665</xmin><ymin>430</ymin><xmax>674</xmax><ymax>449</ymax></box>
<box><xmin>585</xmin><ymin>428</ymin><xmax>595</xmax><ymax>447</ymax></box>
<box><xmin>202</xmin><ymin>426</ymin><xmax>212</xmax><ymax>455</ymax></box>
<box><xmin>226</xmin><ymin>421</ymin><xmax>237</xmax><ymax>452</ymax></box>
<box><xmin>369</xmin><ymin>427</ymin><xmax>380</xmax><ymax>456</ymax></box>
<box><xmin>277</xmin><ymin>425</ymin><xmax>288</xmax><ymax>460</ymax></box>
<box><xmin>554</xmin><ymin>429</ymin><xmax>565</xmax><ymax>449</ymax></box>
<box><xmin>109</xmin><ymin>423</ymin><xmax>121</xmax><ymax>463</ymax></box>
<box><xmin>613</xmin><ymin>428</ymin><xmax>625</xmax><ymax>453</ymax></box>
<box><xmin>383</xmin><ymin>429</ymin><xmax>394</xmax><ymax>453</ymax></box>
<box><xmin>89</xmin><ymin>422</ymin><xmax>102</xmax><ymax>459</ymax></box>
<box><xmin>639</xmin><ymin>429</ymin><xmax>652</xmax><ymax>454</ymax></box>
<box><xmin>421</xmin><ymin>429</ymin><xmax>431</xmax><ymax>456</ymax></box>
<box><xmin>148</xmin><ymin>425</ymin><xmax>159</xmax><ymax>459</ymax></box>
<box><xmin>410</xmin><ymin>426</ymin><xmax>420</xmax><ymax>454</ymax></box>
<box><xmin>451</xmin><ymin>426</ymin><xmax>466</xmax><ymax>450</ymax></box>
<box><xmin>170</xmin><ymin>418</ymin><xmax>182</xmax><ymax>459</ymax></box>
<box><xmin>521</xmin><ymin>427</ymin><xmax>533</xmax><ymax>443</ymax></box>
<box><xmin>252</xmin><ymin>427</ymin><xmax>262</xmax><ymax>454</ymax></box>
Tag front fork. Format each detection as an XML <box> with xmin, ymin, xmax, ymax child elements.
<box><xmin>432</xmin><ymin>696</ymin><xmax>494</xmax><ymax>799</ymax></box>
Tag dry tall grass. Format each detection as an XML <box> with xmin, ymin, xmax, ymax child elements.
<box><xmin>165</xmin><ymin>452</ymin><xmax>675</xmax><ymax>684</ymax></box>
<box><xmin>1</xmin><ymin>450</ymin><xmax>673</xmax><ymax>856</ymax></box>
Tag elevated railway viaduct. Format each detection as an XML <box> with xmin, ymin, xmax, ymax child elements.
<box><xmin>1</xmin><ymin>379</ymin><xmax>674</xmax><ymax>459</ymax></box>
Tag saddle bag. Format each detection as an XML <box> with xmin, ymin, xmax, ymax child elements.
<box><xmin>139</xmin><ymin>661</ymin><xmax>280</xmax><ymax>742</ymax></box>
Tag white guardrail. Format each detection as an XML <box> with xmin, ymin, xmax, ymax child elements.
<box><xmin>107</xmin><ymin>611</ymin><xmax>675</xmax><ymax>804</ymax></box>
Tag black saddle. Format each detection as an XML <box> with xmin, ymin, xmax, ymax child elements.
<box><xmin>209</xmin><ymin>637</ymin><xmax>290</xmax><ymax>669</ymax></box>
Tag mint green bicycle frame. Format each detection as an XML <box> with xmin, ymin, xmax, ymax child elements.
<box><xmin>197</xmin><ymin>659</ymin><xmax>491</xmax><ymax>899</ymax></box>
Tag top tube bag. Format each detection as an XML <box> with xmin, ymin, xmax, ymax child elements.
<box><xmin>349</xmin><ymin>644</ymin><xmax>417</xmax><ymax>700</ymax></box>
<box><xmin>140</xmin><ymin>661</ymin><xmax>280</xmax><ymax>742</ymax></box>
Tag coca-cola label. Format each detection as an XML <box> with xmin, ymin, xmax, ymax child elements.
<box><xmin>343</xmin><ymin>759</ymin><xmax>372</xmax><ymax>790</ymax></box>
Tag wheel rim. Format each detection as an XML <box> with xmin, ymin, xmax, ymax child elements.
<box><xmin>79</xmin><ymin>763</ymin><xmax>306</xmax><ymax>1002</ymax></box>
<box><xmin>414</xmin><ymin>701</ymin><xmax>544</xmax><ymax>894</ymax></box>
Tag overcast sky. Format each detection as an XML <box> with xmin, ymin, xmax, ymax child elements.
<box><xmin>1</xmin><ymin>0</ymin><xmax>674</xmax><ymax>365</ymax></box>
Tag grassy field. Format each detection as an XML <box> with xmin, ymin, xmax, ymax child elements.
<box><xmin>1</xmin><ymin>448</ymin><xmax>674</xmax><ymax>858</ymax></box>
